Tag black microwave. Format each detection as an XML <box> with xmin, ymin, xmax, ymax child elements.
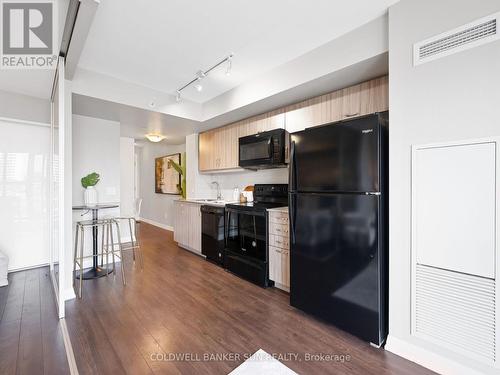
<box><xmin>239</xmin><ymin>128</ymin><xmax>289</xmax><ymax>170</ymax></box>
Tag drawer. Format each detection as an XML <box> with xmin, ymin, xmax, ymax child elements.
<box><xmin>269</xmin><ymin>222</ymin><xmax>289</xmax><ymax>237</ymax></box>
<box><xmin>269</xmin><ymin>212</ymin><xmax>288</xmax><ymax>225</ymax></box>
<box><xmin>269</xmin><ymin>234</ymin><xmax>289</xmax><ymax>250</ymax></box>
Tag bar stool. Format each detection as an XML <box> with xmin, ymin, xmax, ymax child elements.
<box><xmin>109</xmin><ymin>217</ymin><xmax>144</xmax><ymax>270</ymax></box>
<box><xmin>73</xmin><ymin>218</ymin><xmax>125</xmax><ymax>298</ymax></box>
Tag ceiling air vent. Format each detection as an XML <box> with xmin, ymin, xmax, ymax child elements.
<box><xmin>414</xmin><ymin>12</ymin><xmax>499</xmax><ymax>65</ymax></box>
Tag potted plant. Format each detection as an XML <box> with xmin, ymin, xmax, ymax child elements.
<box><xmin>170</xmin><ymin>153</ymin><xmax>186</xmax><ymax>199</ymax></box>
<box><xmin>81</xmin><ymin>172</ymin><xmax>100</xmax><ymax>206</ymax></box>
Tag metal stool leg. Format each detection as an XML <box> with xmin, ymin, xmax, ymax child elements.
<box><xmin>73</xmin><ymin>224</ymin><xmax>79</xmax><ymax>288</ymax></box>
<box><xmin>135</xmin><ymin>220</ymin><xmax>144</xmax><ymax>269</ymax></box>
<box><xmin>105</xmin><ymin>221</ymin><xmax>110</xmax><ymax>276</ymax></box>
<box><xmin>108</xmin><ymin>222</ymin><xmax>116</xmax><ymax>274</ymax></box>
<box><xmin>128</xmin><ymin>218</ymin><xmax>136</xmax><ymax>262</ymax></box>
<box><xmin>78</xmin><ymin>225</ymin><xmax>84</xmax><ymax>299</ymax></box>
<box><xmin>114</xmin><ymin>220</ymin><xmax>126</xmax><ymax>286</ymax></box>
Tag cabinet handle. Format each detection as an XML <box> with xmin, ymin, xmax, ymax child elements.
<box><xmin>345</xmin><ymin>112</ymin><xmax>359</xmax><ymax>117</ymax></box>
<box><xmin>275</xmin><ymin>248</ymin><xmax>282</xmax><ymax>253</ymax></box>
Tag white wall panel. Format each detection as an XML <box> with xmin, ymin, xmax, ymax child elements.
<box><xmin>0</xmin><ymin>120</ymin><xmax>50</xmax><ymax>270</ymax></box>
<box><xmin>413</xmin><ymin>141</ymin><xmax>496</xmax><ymax>278</ymax></box>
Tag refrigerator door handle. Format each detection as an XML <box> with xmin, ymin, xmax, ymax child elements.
<box><xmin>289</xmin><ymin>140</ymin><xmax>297</xmax><ymax>192</ymax></box>
<box><xmin>289</xmin><ymin>193</ymin><xmax>297</xmax><ymax>245</ymax></box>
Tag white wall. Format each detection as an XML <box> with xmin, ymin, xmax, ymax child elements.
<box><xmin>120</xmin><ymin>137</ymin><xmax>135</xmax><ymax>217</ymax></box>
<box><xmin>72</xmin><ymin>115</ymin><xmax>121</xmax><ymax>266</ymax></box>
<box><xmin>387</xmin><ymin>1</ymin><xmax>500</xmax><ymax>374</ymax></box>
<box><xmin>72</xmin><ymin>114</ymin><xmax>121</xmax><ymax>206</ymax></box>
<box><xmin>0</xmin><ymin>120</ymin><xmax>50</xmax><ymax>270</ymax></box>
<box><xmin>138</xmin><ymin>141</ymin><xmax>185</xmax><ymax>229</ymax></box>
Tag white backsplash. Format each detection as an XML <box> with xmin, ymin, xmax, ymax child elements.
<box><xmin>208</xmin><ymin>168</ymin><xmax>288</xmax><ymax>200</ymax></box>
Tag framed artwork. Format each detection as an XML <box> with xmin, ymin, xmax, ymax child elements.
<box><xmin>155</xmin><ymin>153</ymin><xmax>181</xmax><ymax>194</ymax></box>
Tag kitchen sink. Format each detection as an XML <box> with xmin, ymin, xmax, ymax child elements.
<box><xmin>188</xmin><ymin>199</ymin><xmax>236</xmax><ymax>205</ymax></box>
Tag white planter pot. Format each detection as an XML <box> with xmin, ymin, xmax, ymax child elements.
<box><xmin>84</xmin><ymin>186</ymin><xmax>98</xmax><ymax>206</ymax></box>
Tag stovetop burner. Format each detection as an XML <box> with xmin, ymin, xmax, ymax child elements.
<box><xmin>226</xmin><ymin>184</ymin><xmax>288</xmax><ymax>212</ymax></box>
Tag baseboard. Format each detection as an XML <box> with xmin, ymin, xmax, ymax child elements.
<box><xmin>138</xmin><ymin>217</ymin><xmax>173</xmax><ymax>231</ymax></box>
<box><xmin>273</xmin><ymin>282</ymin><xmax>290</xmax><ymax>293</ymax></box>
<box><xmin>385</xmin><ymin>335</ymin><xmax>486</xmax><ymax>375</ymax></box>
<box><xmin>8</xmin><ymin>262</ymin><xmax>49</xmax><ymax>273</ymax></box>
<box><xmin>178</xmin><ymin>243</ymin><xmax>205</xmax><ymax>258</ymax></box>
<box><xmin>60</xmin><ymin>318</ymin><xmax>79</xmax><ymax>375</ymax></box>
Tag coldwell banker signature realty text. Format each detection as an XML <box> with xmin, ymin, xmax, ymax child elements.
<box><xmin>150</xmin><ymin>352</ymin><xmax>352</xmax><ymax>363</ymax></box>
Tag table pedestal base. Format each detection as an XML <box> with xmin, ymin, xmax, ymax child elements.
<box><xmin>75</xmin><ymin>266</ymin><xmax>113</xmax><ymax>280</ymax></box>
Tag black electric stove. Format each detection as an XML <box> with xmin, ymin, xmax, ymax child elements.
<box><xmin>224</xmin><ymin>184</ymin><xmax>288</xmax><ymax>287</ymax></box>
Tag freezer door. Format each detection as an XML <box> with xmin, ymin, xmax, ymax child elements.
<box><xmin>290</xmin><ymin>115</ymin><xmax>381</xmax><ymax>193</ymax></box>
<box><xmin>289</xmin><ymin>192</ymin><xmax>385</xmax><ymax>344</ymax></box>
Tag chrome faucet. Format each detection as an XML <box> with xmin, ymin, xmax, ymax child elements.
<box><xmin>211</xmin><ymin>181</ymin><xmax>222</xmax><ymax>200</ymax></box>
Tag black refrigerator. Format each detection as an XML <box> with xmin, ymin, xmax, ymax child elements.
<box><xmin>289</xmin><ymin>112</ymin><xmax>388</xmax><ymax>346</ymax></box>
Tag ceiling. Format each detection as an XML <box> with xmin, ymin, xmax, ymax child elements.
<box><xmin>72</xmin><ymin>93</ymin><xmax>200</xmax><ymax>144</ymax></box>
<box><xmin>78</xmin><ymin>0</ymin><xmax>398</xmax><ymax>103</ymax></box>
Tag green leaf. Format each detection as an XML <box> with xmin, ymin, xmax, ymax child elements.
<box><xmin>81</xmin><ymin>172</ymin><xmax>100</xmax><ymax>188</ymax></box>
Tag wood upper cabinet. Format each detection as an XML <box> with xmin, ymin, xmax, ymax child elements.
<box><xmin>199</xmin><ymin>109</ymin><xmax>284</xmax><ymax>172</ymax></box>
<box><xmin>284</xmin><ymin>90</ymin><xmax>343</xmax><ymax>133</ymax></box>
<box><xmin>285</xmin><ymin>76</ymin><xmax>388</xmax><ymax>133</ymax></box>
<box><xmin>342</xmin><ymin>76</ymin><xmax>388</xmax><ymax>119</ymax></box>
<box><xmin>199</xmin><ymin>76</ymin><xmax>388</xmax><ymax>171</ymax></box>
<box><xmin>198</xmin><ymin>131</ymin><xmax>214</xmax><ymax>171</ymax></box>
<box><xmin>240</xmin><ymin>108</ymin><xmax>285</xmax><ymax>137</ymax></box>
<box><xmin>365</xmin><ymin>76</ymin><xmax>388</xmax><ymax>114</ymax></box>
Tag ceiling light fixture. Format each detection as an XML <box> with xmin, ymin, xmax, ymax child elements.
<box><xmin>174</xmin><ymin>53</ymin><xmax>234</xmax><ymax>102</ymax></box>
<box><xmin>145</xmin><ymin>134</ymin><xmax>166</xmax><ymax>143</ymax></box>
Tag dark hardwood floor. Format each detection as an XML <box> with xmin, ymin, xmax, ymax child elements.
<box><xmin>0</xmin><ymin>267</ymin><xmax>70</xmax><ymax>375</ymax></box>
<box><xmin>65</xmin><ymin>222</ymin><xmax>434</xmax><ymax>375</ymax></box>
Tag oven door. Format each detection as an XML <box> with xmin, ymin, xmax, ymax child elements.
<box><xmin>225</xmin><ymin>208</ymin><xmax>267</xmax><ymax>262</ymax></box>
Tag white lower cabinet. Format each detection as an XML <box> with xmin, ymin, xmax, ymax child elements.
<box><xmin>174</xmin><ymin>201</ymin><xmax>202</xmax><ymax>255</ymax></box>
<box><xmin>268</xmin><ymin>209</ymin><xmax>290</xmax><ymax>291</ymax></box>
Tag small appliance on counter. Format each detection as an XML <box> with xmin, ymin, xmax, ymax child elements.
<box><xmin>201</xmin><ymin>205</ymin><xmax>225</xmax><ymax>266</ymax></box>
<box><xmin>238</xmin><ymin>129</ymin><xmax>289</xmax><ymax>170</ymax></box>
<box><xmin>224</xmin><ymin>184</ymin><xmax>288</xmax><ymax>287</ymax></box>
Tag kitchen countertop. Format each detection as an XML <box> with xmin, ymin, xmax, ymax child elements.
<box><xmin>175</xmin><ymin>198</ymin><xmax>237</xmax><ymax>207</ymax></box>
<box><xmin>267</xmin><ymin>206</ymin><xmax>288</xmax><ymax>213</ymax></box>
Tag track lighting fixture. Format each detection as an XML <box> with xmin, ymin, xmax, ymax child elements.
<box><xmin>175</xmin><ymin>53</ymin><xmax>234</xmax><ymax>102</ymax></box>
<box><xmin>225</xmin><ymin>56</ymin><xmax>232</xmax><ymax>76</ymax></box>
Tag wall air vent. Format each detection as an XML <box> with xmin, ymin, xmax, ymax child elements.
<box><xmin>414</xmin><ymin>12</ymin><xmax>499</xmax><ymax>65</ymax></box>
<box><xmin>413</xmin><ymin>264</ymin><xmax>496</xmax><ymax>364</ymax></box>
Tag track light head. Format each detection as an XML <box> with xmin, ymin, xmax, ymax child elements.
<box><xmin>196</xmin><ymin>70</ymin><xmax>206</xmax><ymax>79</ymax></box>
<box><xmin>175</xmin><ymin>90</ymin><xmax>181</xmax><ymax>102</ymax></box>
